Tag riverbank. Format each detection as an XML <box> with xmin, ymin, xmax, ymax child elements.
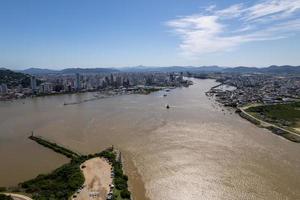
<box><xmin>203</xmin><ymin>78</ymin><xmax>300</xmax><ymax>143</ymax></box>
<box><xmin>62</xmin><ymin>87</ymin><xmax>172</xmax><ymax>106</ymax></box>
<box><xmin>237</xmin><ymin>105</ymin><xmax>300</xmax><ymax>143</ymax></box>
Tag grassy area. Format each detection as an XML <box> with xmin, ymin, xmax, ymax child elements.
<box><xmin>245</xmin><ymin>102</ymin><xmax>300</xmax><ymax>132</ymax></box>
<box><xmin>0</xmin><ymin>194</ymin><xmax>13</xmax><ymax>200</ymax></box>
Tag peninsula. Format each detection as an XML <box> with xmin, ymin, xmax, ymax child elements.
<box><xmin>1</xmin><ymin>135</ymin><xmax>131</xmax><ymax>200</ymax></box>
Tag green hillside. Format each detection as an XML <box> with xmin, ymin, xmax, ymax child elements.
<box><xmin>0</xmin><ymin>69</ymin><xmax>31</xmax><ymax>87</ymax></box>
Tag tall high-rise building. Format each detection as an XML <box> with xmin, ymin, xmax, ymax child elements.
<box><xmin>75</xmin><ymin>73</ymin><xmax>81</xmax><ymax>90</ymax></box>
<box><xmin>110</xmin><ymin>74</ymin><xmax>114</xmax><ymax>85</ymax></box>
<box><xmin>30</xmin><ymin>76</ymin><xmax>37</xmax><ymax>92</ymax></box>
<box><xmin>0</xmin><ymin>83</ymin><xmax>8</xmax><ymax>94</ymax></box>
<box><xmin>116</xmin><ymin>76</ymin><xmax>122</xmax><ymax>87</ymax></box>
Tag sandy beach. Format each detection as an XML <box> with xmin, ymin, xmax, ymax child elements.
<box><xmin>73</xmin><ymin>157</ymin><xmax>112</xmax><ymax>200</ymax></box>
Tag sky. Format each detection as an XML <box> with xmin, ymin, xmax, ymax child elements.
<box><xmin>0</xmin><ymin>0</ymin><xmax>300</xmax><ymax>69</ymax></box>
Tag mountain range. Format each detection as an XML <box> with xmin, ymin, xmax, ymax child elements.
<box><xmin>4</xmin><ymin>65</ymin><xmax>300</xmax><ymax>75</ymax></box>
<box><xmin>19</xmin><ymin>67</ymin><xmax>119</xmax><ymax>75</ymax></box>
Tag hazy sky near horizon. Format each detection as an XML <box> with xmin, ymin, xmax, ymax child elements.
<box><xmin>0</xmin><ymin>0</ymin><xmax>300</xmax><ymax>69</ymax></box>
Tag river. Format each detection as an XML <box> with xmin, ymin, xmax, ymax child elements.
<box><xmin>0</xmin><ymin>79</ymin><xmax>299</xmax><ymax>199</ymax></box>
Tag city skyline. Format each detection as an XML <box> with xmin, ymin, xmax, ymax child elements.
<box><xmin>1</xmin><ymin>0</ymin><xmax>300</xmax><ymax>69</ymax></box>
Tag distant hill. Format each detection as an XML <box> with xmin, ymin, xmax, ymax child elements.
<box><xmin>21</xmin><ymin>68</ymin><xmax>59</xmax><ymax>75</ymax></box>
<box><xmin>60</xmin><ymin>68</ymin><xmax>119</xmax><ymax>74</ymax></box>
<box><xmin>120</xmin><ymin>66</ymin><xmax>194</xmax><ymax>72</ymax></box>
<box><xmin>16</xmin><ymin>65</ymin><xmax>300</xmax><ymax>75</ymax></box>
<box><xmin>20</xmin><ymin>67</ymin><xmax>119</xmax><ymax>75</ymax></box>
<box><xmin>153</xmin><ymin>65</ymin><xmax>300</xmax><ymax>74</ymax></box>
<box><xmin>120</xmin><ymin>66</ymin><xmax>224</xmax><ymax>72</ymax></box>
<box><xmin>0</xmin><ymin>68</ymin><xmax>31</xmax><ymax>87</ymax></box>
<box><xmin>223</xmin><ymin>65</ymin><xmax>300</xmax><ymax>74</ymax></box>
<box><xmin>223</xmin><ymin>66</ymin><xmax>259</xmax><ymax>73</ymax></box>
<box><xmin>260</xmin><ymin>65</ymin><xmax>300</xmax><ymax>74</ymax></box>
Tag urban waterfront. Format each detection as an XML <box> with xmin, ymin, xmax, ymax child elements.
<box><xmin>0</xmin><ymin>78</ymin><xmax>300</xmax><ymax>200</ymax></box>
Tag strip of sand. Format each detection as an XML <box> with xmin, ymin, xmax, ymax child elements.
<box><xmin>2</xmin><ymin>193</ymin><xmax>32</xmax><ymax>200</ymax></box>
<box><xmin>73</xmin><ymin>157</ymin><xmax>112</xmax><ymax>200</ymax></box>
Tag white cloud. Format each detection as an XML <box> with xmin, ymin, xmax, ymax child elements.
<box><xmin>166</xmin><ymin>0</ymin><xmax>300</xmax><ymax>58</ymax></box>
<box><xmin>245</xmin><ymin>0</ymin><xmax>300</xmax><ymax>21</ymax></box>
<box><xmin>215</xmin><ymin>4</ymin><xmax>244</xmax><ymax>18</ymax></box>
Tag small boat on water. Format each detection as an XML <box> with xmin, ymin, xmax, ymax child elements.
<box><xmin>166</xmin><ymin>104</ymin><xmax>170</xmax><ymax>109</ymax></box>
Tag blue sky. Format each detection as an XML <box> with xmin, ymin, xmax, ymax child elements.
<box><xmin>0</xmin><ymin>0</ymin><xmax>299</xmax><ymax>69</ymax></box>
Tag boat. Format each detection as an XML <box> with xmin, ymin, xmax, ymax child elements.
<box><xmin>166</xmin><ymin>104</ymin><xmax>170</xmax><ymax>109</ymax></box>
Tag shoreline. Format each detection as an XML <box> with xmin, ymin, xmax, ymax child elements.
<box><xmin>1</xmin><ymin>193</ymin><xmax>33</xmax><ymax>200</ymax></box>
<box><xmin>203</xmin><ymin>78</ymin><xmax>300</xmax><ymax>143</ymax></box>
<box><xmin>237</xmin><ymin>105</ymin><xmax>300</xmax><ymax>143</ymax></box>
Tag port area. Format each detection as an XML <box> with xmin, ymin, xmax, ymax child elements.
<box><xmin>72</xmin><ymin>157</ymin><xmax>113</xmax><ymax>200</ymax></box>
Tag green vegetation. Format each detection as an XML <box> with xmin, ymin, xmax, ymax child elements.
<box><xmin>0</xmin><ymin>69</ymin><xmax>31</xmax><ymax>87</ymax></box>
<box><xmin>97</xmin><ymin>150</ymin><xmax>131</xmax><ymax>200</ymax></box>
<box><xmin>244</xmin><ymin>102</ymin><xmax>300</xmax><ymax>142</ymax></box>
<box><xmin>0</xmin><ymin>69</ymin><xmax>41</xmax><ymax>88</ymax></box>
<box><xmin>0</xmin><ymin>194</ymin><xmax>13</xmax><ymax>200</ymax></box>
<box><xmin>142</xmin><ymin>87</ymin><xmax>161</xmax><ymax>94</ymax></box>
<box><xmin>21</xmin><ymin>137</ymin><xmax>85</xmax><ymax>199</ymax></box>
<box><xmin>21</xmin><ymin>159</ymin><xmax>85</xmax><ymax>200</ymax></box>
<box><xmin>29</xmin><ymin>136</ymin><xmax>80</xmax><ymax>158</ymax></box>
<box><xmin>246</xmin><ymin>102</ymin><xmax>300</xmax><ymax>129</ymax></box>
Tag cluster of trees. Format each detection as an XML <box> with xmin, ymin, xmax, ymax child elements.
<box><xmin>21</xmin><ymin>159</ymin><xmax>84</xmax><ymax>200</ymax></box>
<box><xmin>21</xmin><ymin>137</ymin><xmax>86</xmax><ymax>199</ymax></box>
<box><xmin>0</xmin><ymin>69</ymin><xmax>31</xmax><ymax>87</ymax></box>
<box><xmin>0</xmin><ymin>68</ymin><xmax>43</xmax><ymax>88</ymax></box>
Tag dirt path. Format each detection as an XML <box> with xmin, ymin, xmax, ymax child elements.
<box><xmin>239</xmin><ymin>106</ymin><xmax>300</xmax><ymax>138</ymax></box>
<box><xmin>2</xmin><ymin>193</ymin><xmax>33</xmax><ymax>200</ymax></box>
<box><xmin>73</xmin><ymin>157</ymin><xmax>112</xmax><ymax>200</ymax></box>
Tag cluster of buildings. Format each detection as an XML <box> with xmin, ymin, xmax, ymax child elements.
<box><xmin>207</xmin><ymin>73</ymin><xmax>300</xmax><ymax>107</ymax></box>
<box><xmin>0</xmin><ymin>72</ymin><xmax>191</xmax><ymax>100</ymax></box>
